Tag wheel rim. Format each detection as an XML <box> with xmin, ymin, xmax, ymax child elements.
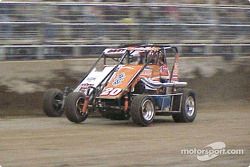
<box><xmin>142</xmin><ymin>99</ymin><xmax>154</xmax><ymax>121</ymax></box>
<box><xmin>53</xmin><ymin>94</ymin><xmax>63</xmax><ymax>111</ymax></box>
<box><xmin>185</xmin><ymin>96</ymin><xmax>195</xmax><ymax>117</ymax></box>
<box><xmin>75</xmin><ymin>97</ymin><xmax>86</xmax><ymax>116</ymax></box>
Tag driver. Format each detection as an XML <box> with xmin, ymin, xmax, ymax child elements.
<box><xmin>131</xmin><ymin>51</ymin><xmax>145</xmax><ymax>65</ymax></box>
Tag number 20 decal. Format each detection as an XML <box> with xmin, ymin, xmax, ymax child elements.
<box><xmin>100</xmin><ymin>88</ymin><xmax>122</xmax><ymax>96</ymax></box>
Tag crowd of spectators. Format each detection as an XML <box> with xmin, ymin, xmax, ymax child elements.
<box><xmin>0</xmin><ymin>0</ymin><xmax>249</xmax><ymax>44</ymax></box>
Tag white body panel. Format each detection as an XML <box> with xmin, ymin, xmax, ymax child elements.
<box><xmin>74</xmin><ymin>66</ymin><xmax>116</xmax><ymax>94</ymax></box>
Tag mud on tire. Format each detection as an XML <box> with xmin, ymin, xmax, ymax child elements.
<box><xmin>65</xmin><ymin>92</ymin><xmax>88</xmax><ymax>123</ymax></box>
<box><xmin>43</xmin><ymin>88</ymin><xmax>64</xmax><ymax>117</ymax></box>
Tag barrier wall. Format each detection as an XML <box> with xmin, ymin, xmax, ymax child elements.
<box><xmin>0</xmin><ymin>57</ymin><xmax>249</xmax><ymax>93</ymax></box>
<box><xmin>0</xmin><ymin>57</ymin><xmax>249</xmax><ymax>116</ymax></box>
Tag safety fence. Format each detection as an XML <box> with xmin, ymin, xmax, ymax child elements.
<box><xmin>0</xmin><ymin>2</ymin><xmax>249</xmax><ymax>59</ymax></box>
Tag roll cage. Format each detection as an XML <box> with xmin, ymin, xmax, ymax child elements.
<box><xmin>76</xmin><ymin>45</ymin><xmax>179</xmax><ymax>98</ymax></box>
<box><xmin>103</xmin><ymin>44</ymin><xmax>178</xmax><ymax>65</ymax></box>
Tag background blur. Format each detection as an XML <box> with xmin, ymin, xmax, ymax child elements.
<box><xmin>0</xmin><ymin>0</ymin><xmax>249</xmax><ymax>116</ymax></box>
<box><xmin>0</xmin><ymin>0</ymin><xmax>249</xmax><ymax>59</ymax></box>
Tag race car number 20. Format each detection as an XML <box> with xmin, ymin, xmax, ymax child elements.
<box><xmin>100</xmin><ymin>88</ymin><xmax>122</xmax><ymax>96</ymax></box>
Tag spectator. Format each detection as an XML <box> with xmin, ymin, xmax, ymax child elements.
<box><xmin>0</xmin><ymin>4</ymin><xmax>12</xmax><ymax>39</ymax></box>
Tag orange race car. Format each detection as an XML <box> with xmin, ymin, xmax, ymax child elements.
<box><xmin>62</xmin><ymin>44</ymin><xmax>197</xmax><ymax>126</ymax></box>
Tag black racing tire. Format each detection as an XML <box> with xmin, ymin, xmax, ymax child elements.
<box><xmin>43</xmin><ymin>88</ymin><xmax>64</xmax><ymax>117</ymax></box>
<box><xmin>65</xmin><ymin>92</ymin><xmax>88</xmax><ymax>123</ymax></box>
<box><xmin>172</xmin><ymin>89</ymin><xmax>197</xmax><ymax>123</ymax></box>
<box><xmin>130</xmin><ymin>95</ymin><xmax>155</xmax><ymax>126</ymax></box>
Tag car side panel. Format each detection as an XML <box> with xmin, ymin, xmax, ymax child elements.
<box><xmin>99</xmin><ymin>65</ymin><xmax>144</xmax><ymax>99</ymax></box>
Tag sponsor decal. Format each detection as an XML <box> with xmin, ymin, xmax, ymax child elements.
<box><xmin>160</xmin><ymin>65</ymin><xmax>168</xmax><ymax>73</ymax></box>
<box><xmin>140</xmin><ymin>69</ymin><xmax>152</xmax><ymax>76</ymax></box>
<box><xmin>80</xmin><ymin>83</ymin><xmax>94</xmax><ymax>90</ymax></box>
<box><xmin>112</xmin><ymin>72</ymin><xmax>126</xmax><ymax>86</ymax></box>
<box><xmin>160</xmin><ymin>65</ymin><xmax>170</xmax><ymax>79</ymax></box>
<box><xmin>86</xmin><ymin>77</ymin><xmax>96</xmax><ymax>82</ymax></box>
<box><xmin>100</xmin><ymin>88</ymin><xmax>122</xmax><ymax>96</ymax></box>
<box><xmin>104</xmin><ymin>48</ymin><xmax>126</xmax><ymax>54</ymax></box>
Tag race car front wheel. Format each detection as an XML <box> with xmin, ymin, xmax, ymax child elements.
<box><xmin>130</xmin><ymin>95</ymin><xmax>155</xmax><ymax>126</ymax></box>
<box><xmin>172</xmin><ymin>89</ymin><xmax>196</xmax><ymax>123</ymax></box>
<box><xmin>65</xmin><ymin>92</ymin><xmax>88</xmax><ymax>123</ymax></box>
<box><xmin>43</xmin><ymin>88</ymin><xmax>64</xmax><ymax>117</ymax></box>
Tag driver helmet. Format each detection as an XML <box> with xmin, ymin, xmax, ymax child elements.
<box><xmin>131</xmin><ymin>51</ymin><xmax>145</xmax><ymax>64</ymax></box>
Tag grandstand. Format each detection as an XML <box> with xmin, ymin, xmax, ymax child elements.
<box><xmin>0</xmin><ymin>0</ymin><xmax>249</xmax><ymax>59</ymax></box>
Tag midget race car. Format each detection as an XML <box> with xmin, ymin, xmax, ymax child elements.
<box><xmin>43</xmin><ymin>44</ymin><xmax>197</xmax><ymax>126</ymax></box>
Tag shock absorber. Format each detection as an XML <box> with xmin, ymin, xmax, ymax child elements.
<box><xmin>124</xmin><ymin>95</ymin><xmax>129</xmax><ymax>112</ymax></box>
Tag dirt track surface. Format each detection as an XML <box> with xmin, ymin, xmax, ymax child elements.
<box><xmin>0</xmin><ymin>104</ymin><xmax>249</xmax><ymax>167</ymax></box>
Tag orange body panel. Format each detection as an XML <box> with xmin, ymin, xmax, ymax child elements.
<box><xmin>140</xmin><ymin>65</ymin><xmax>161</xmax><ymax>81</ymax></box>
<box><xmin>99</xmin><ymin>64</ymin><xmax>162</xmax><ymax>99</ymax></box>
<box><xmin>99</xmin><ymin>65</ymin><xmax>144</xmax><ymax>99</ymax></box>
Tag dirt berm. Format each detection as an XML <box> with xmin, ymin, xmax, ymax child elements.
<box><xmin>0</xmin><ymin>57</ymin><xmax>249</xmax><ymax>116</ymax></box>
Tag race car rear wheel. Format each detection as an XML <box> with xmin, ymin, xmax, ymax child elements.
<box><xmin>172</xmin><ymin>89</ymin><xmax>196</xmax><ymax>123</ymax></box>
<box><xmin>43</xmin><ymin>88</ymin><xmax>64</xmax><ymax>117</ymax></box>
<box><xmin>130</xmin><ymin>95</ymin><xmax>155</xmax><ymax>126</ymax></box>
<box><xmin>65</xmin><ymin>92</ymin><xmax>88</xmax><ymax>123</ymax></box>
